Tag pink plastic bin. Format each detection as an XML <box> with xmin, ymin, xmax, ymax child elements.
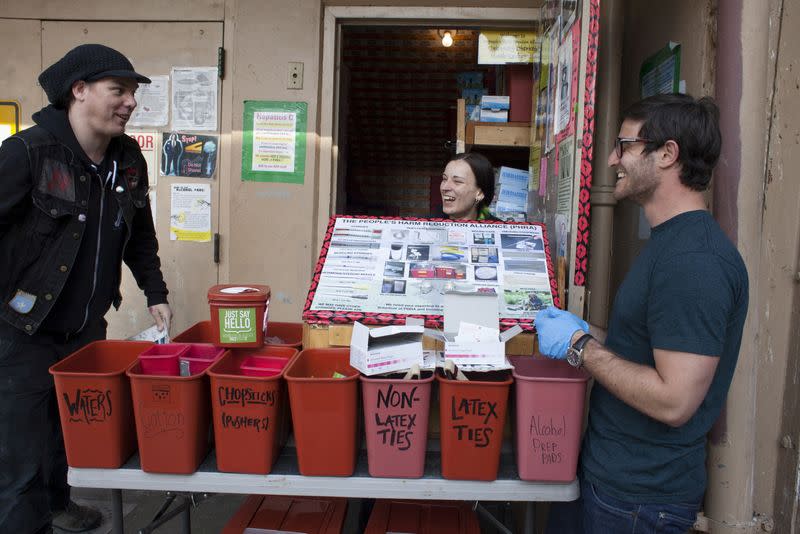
<box><xmin>360</xmin><ymin>372</ymin><xmax>433</xmax><ymax>478</ymax></box>
<box><xmin>181</xmin><ymin>344</ymin><xmax>225</xmax><ymax>375</ymax></box>
<box><xmin>510</xmin><ymin>356</ymin><xmax>589</xmax><ymax>482</ymax></box>
<box><xmin>239</xmin><ymin>355</ymin><xmax>290</xmax><ymax>377</ymax></box>
<box><xmin>138</xmin><ymin>343</ymin><xmax>190</xmax><ymax>376</ymax></box>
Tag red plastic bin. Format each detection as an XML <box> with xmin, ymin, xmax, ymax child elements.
<box><xmin>181</xmin><ymin>344</ymin><xmax>225</xmax><ymax>375</ymax></box>
<box><xmin>208</xmin><ymin>284</ymin><xmax>270</xmax><ymax>348</ymax></box>
<box><xmin>437</xmin><ymin>370</ymin><xmax>512</xmax><ymax>481</ymax></box>
<box><xmin>365</xmin><ymin>500</ymin><xmax>481</xmax><ymax>534</ymax></box>
<box><xmin>138</xmin><ymin>343</ymin><xmax>190</xmax><ymax>376</ymax></box>
<box><xmin>174</xmin><ymin>319</ymin><xmax>303</xmax><ymax>349</ymax></box>
<box><xmin>222</xmin><ymin>495</ymin><xmax>347</xmax><ymax>534</ymax></box>
<box><xmin>49</xmin><ymin>341</ymin><xmax>152</xmax><ymax>468</ymax></box>
<box><xmin>284</xmin><ymin>348</ymin><xmax>360</xmax><ymax>476</ymax></box>
<box><xmin>126</xmin><ymin>359</ymin><xmax>212</xmax><ymax>474</ymax></box>
<box><xmin>239</xmin><ymin>355</ymin><xmax>289</xmax><ymax>377</ymax></box>
<box><xmin>207</xmin><ymin>346</ymin><xmax>299</xmax><ymax>474</ymax></box>
<box><xmin>361</xmin><ymin>372</ymin><xmax>434</xmax><ymax>478</ymax></box>
<box><xmin>510</xmin><ymin>356</ymin><xmax>589</xmax><ymax>481</ymax></box>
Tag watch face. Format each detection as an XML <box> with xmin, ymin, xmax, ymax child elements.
<box><xmin>566</xmin><ymin>349</ymin><xmax>580</xmax><ymax>367</ymax></box>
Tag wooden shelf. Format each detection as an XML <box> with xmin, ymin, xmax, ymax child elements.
<box><xmin>456</xmin><ymin>99</ymin><xmax>531</xmax><ymax>152</ymax></box>
<box><xmin>466</xmin><ymin>121</ymin><xmax>531</xmax><ymax>147</ymax></box>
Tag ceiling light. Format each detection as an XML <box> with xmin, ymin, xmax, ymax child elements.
<box><xmin>439</xmin><ymin>30</ymin><xmax>455</xmax><ymax>47</ymax></box>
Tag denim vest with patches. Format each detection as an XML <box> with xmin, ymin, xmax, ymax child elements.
<box><xmin>0</xmin><ymin>127</ymin><xmax>148</xmax><ymax>335</ymax></box>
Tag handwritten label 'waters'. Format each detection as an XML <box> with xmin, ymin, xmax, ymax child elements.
<box><xmin>62</xmin><ymin>388</ymin><xmax>112</xmax><ymax>424</ymax></box>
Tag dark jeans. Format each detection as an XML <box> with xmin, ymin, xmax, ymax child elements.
<box><xmin>0</xmin><ymin>319</ymin><xmax>106</xmax><ymax>534</ymax></box>
<box><xmin>547</xmin><ymin>477</ymin><xmax>701</xmax><ymax>534</ymax></box>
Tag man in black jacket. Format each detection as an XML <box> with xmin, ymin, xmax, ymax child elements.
<box><xmin>0</xmin><ymin>44</ymin><xmax>171</xmax><ymax>534</ymax></box>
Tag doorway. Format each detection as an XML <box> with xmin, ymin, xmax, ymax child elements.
<box><xmin>337</xmin><ymin>25</ymin><xmax>533</xmax><ymax>219</ymax></box>
<box><xmin>316</xmin><ymin>6</ymin><xmax>539</xmax><ymax>244</ymax></box>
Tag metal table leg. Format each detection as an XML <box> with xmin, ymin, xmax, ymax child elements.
<box><xmin>523</xmin><ymin>501</ymin><xmax>536</xmax><ymax>534</ymax></box>
<box><xmin>111</xmin><ymin>489</ymin><xmax>124</xmax><ymax>534</ymax></box>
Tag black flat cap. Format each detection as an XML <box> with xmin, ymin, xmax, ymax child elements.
<box><xmin>38</xmin><ymin>44</ymin><xmax>151</xmax><ymax>107</ymax></box>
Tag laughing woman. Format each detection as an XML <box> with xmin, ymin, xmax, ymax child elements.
<box><xmin>440</xmin><ymin>152</ymin><xmax>500</xmax><ymax>221</ymax></box>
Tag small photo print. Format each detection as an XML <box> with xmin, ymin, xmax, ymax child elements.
<box><xmin>503</xmin><ymin>289</ymin><xmax>553</xmax><ymax>312</ymax></box>
<box><xmin>406</xmin><ymin>244</ymin><xmax>430</xmax><ymax>261</ymax></box>
<box><xmin>383</xmin><ymin>261</ymin><xmax>406</xmax><ymax>278</ymax></box>
<box><xmin>504</xmin><ymin>258</ymin><xmax>547</xmax><ymax>274</ymax></box>
<box><xmin>381</xmin><ymin>278</ymin><xmax>407</xmax><ymax>295</ymax></box>
<box><xmin>472</xmin><ymin>231</ymin><xmax>496</xmax><ymax>245</ymax></box>
<box><xmin>470</xmin><ymin>246</ymin><xmax>499</xmax><ymax>264</ymax></box>
<box><xmin>409</xmin><ymin>262</ymin><xmax>435</xmax><ymax>278</ymax></box>
<box><xmin>500</xmin><ymin>233</ymin><xmax>544</xmax><ymax>252</ymax></box>
<box><xmin>432</xmin><ymin>245</ymin><xmax>468</xmax><ymax>262</ymax></box>
<box><xmin>473</xmin><ymin>265</ymin><xmax>498</xmax><ymax>281</ymax></box>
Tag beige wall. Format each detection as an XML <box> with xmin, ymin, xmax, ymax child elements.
<box><xmin>324</xmin><ymin>0</ymin><xmax>541</xmax><ymax>7</ymax></box>
<box><xmin>753</xmin><ymin>0</ymin><xmax>800</xmax><ymax>529</ymax></box>
<box><xmin>221</xmin><ymin>0</ymin><xmax>324</xmax><ymax>321</ymax></box>
<box><xmin>611</xmin><ymin>0</ymin><xmax>716</xmax><ymax>296</ymax></box>
<box><xmin>0</xmin><ymin>0</ymin><xmax>224</xmax><ymax>20</ymax></box>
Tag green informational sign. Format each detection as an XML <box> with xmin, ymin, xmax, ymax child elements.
<box><xmin>241</xmin><ymin>100</ymin><xmax>307</xmax><ymax>183</ymax></box>
<box><xmin>640</xmin><ymin>42</ymin><xmax>682</xmax><ymax>99</ymax></box>
<box><xmin>218</xmin><ymin>307</ymin><xmax>257</xmax><ymax>344</ymax></box>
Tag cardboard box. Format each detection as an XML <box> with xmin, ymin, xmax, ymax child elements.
<box><xmin>426</xmin><ymin>292</ymin><xmax>522</xmax><ymax>366</ymax></box>
<box><xmin>350</xmin><ymin>318</ymin><xmax>424</xmax><ymax>376</ymax></box>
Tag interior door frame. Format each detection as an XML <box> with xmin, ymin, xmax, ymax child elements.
<box><xmin>316</xmin><ymin>6</ymin><xmax>540</xmax><ymax>253</ymax></box>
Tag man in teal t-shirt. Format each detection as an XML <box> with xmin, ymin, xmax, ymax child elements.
<box><xmin>536</xmin><ymin>93</ymin><xmax>748</xmax><ymax>534</ymax></box>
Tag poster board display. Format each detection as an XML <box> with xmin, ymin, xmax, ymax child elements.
<box><xmin>302</xmin><ymin>216</ymin><xmax>560</xmax><ymax>332</ymax></box>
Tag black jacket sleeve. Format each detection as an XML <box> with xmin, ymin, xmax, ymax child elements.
<box><xmin>122</xmin><ymin>149</ymin><xmax>169</xmax><ymax>307</ymax></box>
<box><xmin>0</xmin><ymin>137</ymin><xmax>33</xmax><ymax>237</ymax></box>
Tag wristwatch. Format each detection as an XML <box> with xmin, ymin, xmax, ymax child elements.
<box><xmin>566</xmin><ymin>333</ymin><xmax>594</xmax><ymax>368</ymax></box>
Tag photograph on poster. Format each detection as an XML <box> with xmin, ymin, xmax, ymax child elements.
<box><xmin>381</xmin><ymin>278</ymin><xmax>407</xmax><ymax>295</ymax></box>
<box><xmin>474</xmin><ymin>265</ymin><xmax>499</xmax><ymax>281</ymax></box>
<box><xmin>500</xmin><ymin>233</ymin><xmax>544</xmax><ymax>252</ymax></box>
<box><xmin>432</xmin><ymin>245</ymin><xmax>468</xmax><ymax>262</ymax></box>
<box><xmin>472</xmin><ymin>231</ymin><xmax>496</xmax><ymax>245</ymax></box>
<box><xmin>504</xmin><ymin>288</ymin><xmax>554</xmax><ymax>313</ymax></box>
<box><xmin>406</xmin><ymin>244</ymin><xmax>430</xmax><ymax>261</ymax></box>
<box><xmin>470</xmin><ymin>246</ymin><xmax>500</xmax><ymax>264</ymax></box>
<box><xmin>503</xmin><ymin>258</ymin><xmax>548</xmax><ymax>274</ymax></box>
<box><xmin>383</xmin><ymin>261</ymin><xmax>406</xmax><ymax>278</ymax></box>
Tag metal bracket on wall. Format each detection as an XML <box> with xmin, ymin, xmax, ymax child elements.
<box><xmin>217</xmin><ymin>47</ymin><xmax>225</xmax><ymax>79</ymax></box>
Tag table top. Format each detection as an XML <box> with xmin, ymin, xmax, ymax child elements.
<box><xmin>69</xmin><ymin>442</ymin><xmax>579</xmax><ymax>502</ymax></box>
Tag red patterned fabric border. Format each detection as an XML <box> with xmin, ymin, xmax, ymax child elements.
<box><xmin>574</xmin><ymin>0</ymin><xmax>600</xmax><ymax>287</ymax></box>
<box><xmin>302</xmin><ymin>215</ymin><xmax>560</xmax><ymax>332</ymax></box>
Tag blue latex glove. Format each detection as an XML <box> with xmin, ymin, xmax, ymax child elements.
<box><xmin>535</xmin><ymin>306</ymin><xmax>590</xmax><ymax>359</ymax></box>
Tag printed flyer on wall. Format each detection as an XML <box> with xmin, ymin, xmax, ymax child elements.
<box><xmin>303</xmin><ymin>216</ymin><xmax>558</xmax><ymax>330</ymax></box>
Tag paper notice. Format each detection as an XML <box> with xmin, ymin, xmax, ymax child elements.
<box><xmin>170</xmin><ymin>183</ymin><xmax>211</xmax><ymax>242</ymax></box>
<box><xmin>171</xmin><ymin>67</ymin><xmax>218</xmax><ymax>131</ymax></box>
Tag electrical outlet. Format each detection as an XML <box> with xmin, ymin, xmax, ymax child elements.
<box><xmin>288</xmin><ymin>62</ymin><xmax>304</xmax><ymax>89</ymax></box>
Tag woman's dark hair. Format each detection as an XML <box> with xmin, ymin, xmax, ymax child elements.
<box><xmin>448</xmin><ymin>152</ymin><xmax>495</xmax><ymax>209</ymax></box>
<box><xmin>622</xmin><ymin>93</ymin><xmax>721</xmax><ymax>191</ymax></box>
